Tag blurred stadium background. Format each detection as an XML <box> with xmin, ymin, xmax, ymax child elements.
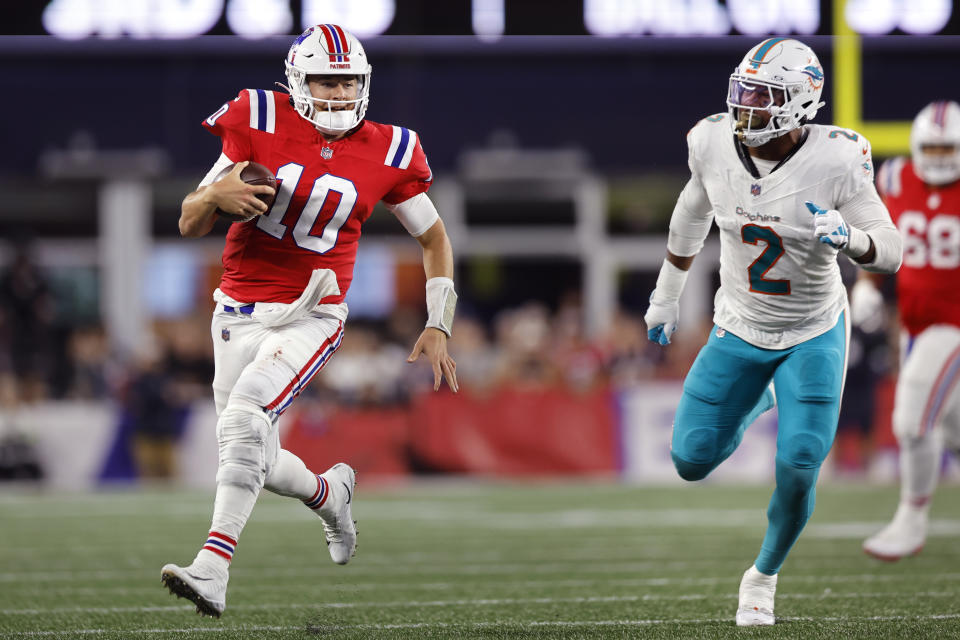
<box><xmin>2</xmin><ymin>1</ymin><xmax>960</xmax><ymax>637</ymax></box>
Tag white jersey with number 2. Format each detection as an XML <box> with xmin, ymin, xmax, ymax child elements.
<box><xmin>676</xmin><ymin>114</ymin><xmax>891</xmax><ymax>349</ymax></box>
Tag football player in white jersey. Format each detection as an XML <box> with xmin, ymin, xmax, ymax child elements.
<box><xmin>644</xmin><ymin>38</ymin><xmax>902</xmax><ymax>626</ymax></box>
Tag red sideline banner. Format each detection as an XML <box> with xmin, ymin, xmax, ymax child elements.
<box><xmin>411</xmin><ymin>388</ymin><xmax>618</xmax><ymax>474</ymax></box>
<box><xmin>282</xmin><ymin>387</ymin><xmax>619</xmax><ymax>476</ymax></box>
<box><xmin>283</xmin><ymin>405</ymin><xmax>412</xmax><ymax>476</ymax></box>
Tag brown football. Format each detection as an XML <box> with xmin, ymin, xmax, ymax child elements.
<box><xmin>211</xmin><ymin>161</ymin><xmax>277</xmax><ymax>223</ymax></box>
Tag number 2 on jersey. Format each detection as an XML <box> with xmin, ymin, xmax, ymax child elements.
<box><xmin>742</xmin><ymin>224</ymin><xmax>791</xmax><ymax>295</ymax></box>
<box><xmin>256</xmin><ymin>163</ymin><xmax>357</xmax><ymax>254</ymax></box>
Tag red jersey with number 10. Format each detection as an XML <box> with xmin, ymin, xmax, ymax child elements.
<box><xmin>877</xmin><ymin>157</ymin><xmax>960</xmax><ymax>335</ymax></box>
<box><xmin>202</xmin><ymin>89</ymin><xmax>432</xmax><ymax>304</ymax></box>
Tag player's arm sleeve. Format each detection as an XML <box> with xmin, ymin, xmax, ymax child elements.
<box><xmin>201</xmin><ymin>91</ymin><xmax>253</xmax><ymax>164</ymax></box>
<box><xmin>834</xmin><ymin>138</ymin><xmax>902</xmax><ymax>273</ymax></box>
<box><xmin>667</xmin><ymin>172</ymin><xmax>714</xmax><ymax>257</ymax></box>
<box><xmin>198</xmin><ymin>152</ymin><xmax>235</xmax><ymax>188</ymax></box>
<box><xmin>666</xmin><ymin>124</ymin><xmax>715</xmax><ymax>257</ymax></box>
<box><xmin>385</xmin><ymin>192</ymin><xmax>440</xmax><ymax>237</ymax></box>
<box><xmin>383</xmin><ymin>132</ymin><xmax>433</xmax><ymax>204</ymax></box>
<box><xmin>838</xmin><ymin>182</ymin><xmax>903</xmax><ymax>273</ymax></box>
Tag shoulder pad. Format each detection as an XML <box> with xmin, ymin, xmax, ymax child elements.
<box><xmin>383</xmin><ymin>125</ymin><xmax>419</xmax><ymax>169</ymax></box>
<box><xmin>814</xmin><ymin>125</ymin><xmax>873</xmax><ymax>174</ymax></box>
<box><xmin>877</xmin><ymin>157</ymin><xmax>908</xmax><ymax>199</ymax></box>
<box><xmin>687</xmin><ymin>113</ymin><xmax>727</xmax><ymax>138</ymax></box>
<box><xmin>242</xmin><ymin>89</ymin><xmax>277</xmax><ymax>134</ymax></box>
<box><xmin>685</xmin><ymin>113</ymin><xmax>729</xmax><ymax>168</ymax></box>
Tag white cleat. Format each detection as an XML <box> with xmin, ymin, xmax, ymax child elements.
<box><xmin>863</xmin><ymin>502</ymin><xmax>928</xmax><ymax>562</ymax></box>
<box><xmin>160</xmin><ymin>562</ymin><xmax>228</xmax><ymax>618</ymax></box>
<box><xmin>736</xmin><ymin>565</ymin><xmax>777</xmax><ymax>626</ymax></box>
<box><xmin>317</xmin><ymin>463</ymin><xmax>357</xmax><ymax>565</ymax></box>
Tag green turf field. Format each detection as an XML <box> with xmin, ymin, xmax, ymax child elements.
<box><xmin>1</xmin><ymin>480</ymin><xmax>958</xmax><ymax>639</ymax></box>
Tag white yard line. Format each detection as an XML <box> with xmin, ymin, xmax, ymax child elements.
<box><xmin>4</xmin><ymin>613</ymin><xmax>960</xmax><ymax>637</ymax></box>
<box><xmin>4</xmin><ymin>557</ymin><xmax>960</xmax><ymax>582</ymax></box>
<box><xmin>1</xmin><ymin>591</ymin><xmax>955</xmax><ymax>616</ymax></box>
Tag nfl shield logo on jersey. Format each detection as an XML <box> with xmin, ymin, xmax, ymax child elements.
<box><xmin>750</xmin><ymin>183</ymin><xmax>762</xmax><ymax>197</ymax></box>
<box><xmin>221</xmin><ymin>328</ymin><xmax>231</xmax><ymax>342</ymax></box>
<box><xmin>321</xmin><ymin>147</ymin><xmax>333</xmax><ymax>159</ymax></box>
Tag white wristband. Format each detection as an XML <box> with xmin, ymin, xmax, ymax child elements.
<box><xmin>425</xmin><ymin>276</ymin><xmax>457</xmax><ymax>337</ymax></box>
<box><xmin>842</xmin><ymin>225</ymin><xmax>871</xmax><ymax>260</ymax></box>
<box><xmin>651</xmin><ymin>260</ymin><xmax>689</xmax><ymax>305</ymax></box>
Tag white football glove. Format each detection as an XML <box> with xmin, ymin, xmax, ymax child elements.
<box><xmin>805</xmin><ymin>200</ymin><xmax>870</xmax><ymax>257</ymax></box>
<box><xmin>644</xmin><ymin>259</ymin><xmax>689</xmax><ymax>346</ymax></box>
<box><xmin>644</xmin><ymin>299</ymin><xmax>679</xmax><ymax>346</ymax></box>
<box><xmin>849</xmin><ymin>277</ymin><xmax>885</xmax><ymax>332</ymax></box>
<box><xmin>806</xmin><ymin>200</ymin><xmax>850</xmax><ymax>249</ymax></box>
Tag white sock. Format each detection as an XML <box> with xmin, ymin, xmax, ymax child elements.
<box><xmin>203</xmin><ymin>482</ymin><xmax>260</xmax><ymax>566</ymax></box>
<box><xmin>900</xmin><ymin>433</ymin><xmax>941</xmax><ymax>506</ymax></box>
<box><xmin>263</xmin><ymin>449</ymin><xmax>317</xmax><ymax>500</ymax></box>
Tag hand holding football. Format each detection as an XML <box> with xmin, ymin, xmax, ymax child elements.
<box><xmin>211</xmin><ymin>161</ymin><xmax>277</xmax><ymax>223</ymax></box>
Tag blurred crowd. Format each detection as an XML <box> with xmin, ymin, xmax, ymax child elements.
<box><xmin>0</xmin><ymin>248</ymin><xmax>701</xmax><ymax>409</ymax></box>
<box><xmin>0</xmin><ymin>246</ymin><xmax>899</xmax><ymax>480</ymax></box>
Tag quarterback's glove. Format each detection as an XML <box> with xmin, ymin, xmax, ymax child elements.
<box><xmin>644</xmin><ymin>259</ymin><xmax>689</xmax><ymax>346</ymax></box>
<box><xmin>849</xmin><ymin>277</ymin><xmax>885</xmax><ymax>332</ymax></box>
<box><xmin>805</xmin><ymin>200</ymin><xmax>871</xmax><ymax>258</ymax></box>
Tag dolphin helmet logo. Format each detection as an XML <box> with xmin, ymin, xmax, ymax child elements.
<box><xmin>801</xmin><ymin>65</ymin><xmax>824</xmax><ymax>89</ymax></box>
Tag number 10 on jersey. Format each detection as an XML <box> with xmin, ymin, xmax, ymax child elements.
<box><xmin>257</xmin><ymin>163</ymin><xmax>357</xmax><ymax>254</ymax></box>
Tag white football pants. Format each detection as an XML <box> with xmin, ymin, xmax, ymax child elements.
<box><xmin>893</xmin><ymin>324</ymin><xmax>960</xmax><ymax>501</ymax></box>
<box><xmin>206</xmin><ymin>306</ymin><xmax>344</xmax><ymax>542</ymax></box>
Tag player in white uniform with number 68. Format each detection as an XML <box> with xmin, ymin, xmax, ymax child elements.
<box><xmin>643</xmin><ymin>38</ymin><xmax>902</xmax><ymax>626</ymax></box>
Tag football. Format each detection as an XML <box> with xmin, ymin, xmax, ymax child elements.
<box><xmin>211</xmin><ymin>161</ymin><xmax>277</xmax><ymax>223</ymax></box>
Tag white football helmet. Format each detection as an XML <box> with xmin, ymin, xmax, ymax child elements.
<box><xmin>281</xmin><ymin>24</ymin><xmax>372</xmax><ymax>134</ymax></box>
<box><xmin>726</xmin><ymin>38</ymin><xmax>826</xmax><ymax>147</ymax></box>
<box><xmin>911</xmin><ymin>100</ymin><xmax>960</xmax><ymax>186</ymax></box>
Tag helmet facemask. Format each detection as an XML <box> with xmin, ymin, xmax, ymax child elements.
<box><xmin>283</xmin><ymin>64</ymin><xmax>371</xmax><ymax>134</ymax></box>
<box><xmin>911</xmin><ymin>101</ymin><xmax>960</xmax><ymax>186</ymax></box>
<box><xmin>726</xmin><ymin>39</ymin><xmax>826</xmax><ymax>147</ymax></box>
<box><xmin>727</xmin><ymin>77</ymin><xmax>788</xmax><ymax>147</ymax></box>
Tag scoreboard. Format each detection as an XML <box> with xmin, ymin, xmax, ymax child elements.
<box><xmin>8</xmin><ymin>0</ymin><xmax>959</xmax><ymax>39</ymax></box>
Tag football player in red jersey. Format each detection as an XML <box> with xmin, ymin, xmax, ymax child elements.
<box><xmin>161</xmin><ymin>25</ymin><xmax>459</xmax><ymax>617</ymax></box>
<box><xmin>858</xmin><ymin>101</ymin><xmax>960</xmax><ymax>561</ymax></box>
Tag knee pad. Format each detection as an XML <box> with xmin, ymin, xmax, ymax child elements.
<box><xmin>892</xmin><ymin>405</ymin><xmax>920</xmax><ymax>441</ymax></box>
<box><xmin>675</xmin><ymin>427</ymin><xmax>720</xmax><ymax>466</ymax></box>
<box><xmin>672</xmin><ymin>451</ymin><xmax>714</xmax><ymax>482</ymax></box>
<box><xmin>216</xmin><ymin>398</ymin><xmax>273</xmax><ymax>493</ymax></box>
<box><xmin>780</xmin><ymin>432</ymin><xmax>829</xmax><ymax>469</ymax></box>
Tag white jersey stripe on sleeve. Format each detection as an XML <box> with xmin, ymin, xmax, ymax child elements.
<box><xmin>247</xmin><ymin>89</ymin><xmax>259</xmax><ymax>130</ymax></box>
<box><xmin>398</xmin><ymin>131</ymin><xmax>417</xmax><ymax>170</ymax></box>
<box><xmin>384</xmin><ymin>125</ymin><xmax>402</xmax><ymax>167</ymax></box>
<box><xmin>264</xmin><ymin>90</ymin><xmax>276</xmax><ymax>133</ymax></box>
